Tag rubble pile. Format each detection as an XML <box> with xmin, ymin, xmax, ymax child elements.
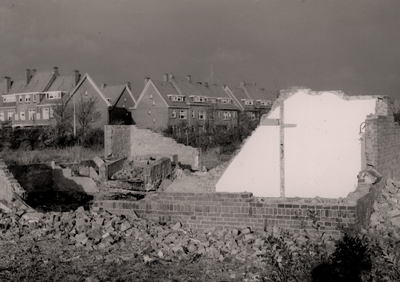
<box><xmin>111</xmin><ymin>160</ymin><xmax>146</xmax><ymax>181</ymax></box>
<box><xmin>369</xmin><ymin>178</ymin><xmax>400</xmax><ymax>238</ymax></box>
<box><xmin>0</xmin><ymin>204</ymin><xmax>306</xmax><ymax>263</ymax></box>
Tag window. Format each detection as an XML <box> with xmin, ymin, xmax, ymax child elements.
<box><xmin>218</xmin><ymin>111</ymin><xmax>221</xmax><ymax>118</ymax></box>
<box><xmin>172</xmin><ymin>110</ymin><xmax>177</xmax><ymax>118</ymax></box>
<box><xmin>19</xmin><ymin>96</ymin><xmax>23</xmax><ymax>103</ymax></box>
<box><xmin>221</xmin><ymin>99</ymin><xmax>231</xmax><ymax>104</ymax></box>
<box><xmin>179</xmin><ymin>110</ymin><xmax>187</xmax><ymax>119</ymax></box>
<box><xmin>249</xmin><ymin>112</ymin><xmax>256</xmax><ymax>121</ymax></box>
<box><xmin>150</xmin><ymin>94</ymin><xmax>153</xmax><ymax>99</ymax></box>
<box><xmin>193</xmin><ymin>96</ymin><xmax>205</xmax><ymax>103</ymax></box>
<box><xmin>123</xmin><ymin>104</ymin><xmax>125</xmax><ymax>108</ymax></box>
<box><xmin>244</xmin><ymin>100</ymin><xmax>254</xmax><ymax>105</ymax></box>
<box><xmin>25</xmin><ymin>95</ymin><xmax>31</xmax><ymax>103</ymax></box>
<box><xmin>148</xmin><ymin>110</ymin><xmax>151</xmax><ymax>115</ymax></box>
<box><xmin>29</xmin><ymin>109</ymin><xmax>36</xmax><ymax>120</ymax></box>
<box><xmin>0</xmin><ymin>112</ymin><xmax>4</xmax><ymax>121</ymax></box>
<box><xmin>233</xmin><ymin>111</ymin><xmax>236</xmax><ymax>118</ymax></box>
<box><xmin>192</xmin><ymin>110</ymin><xmax>195</xmax><ymax>119</ymax></box>
<box><xmin>223</xmin><ymin>111</ymin><xmax>232</xmax><ymax>120</ymax></box>
<box><xmin>33</xmin><ymin>94</ymin><xmax>36</xmax><ymax>102</ymax></box>
<box><xmin>208</xmin><ymin>98</ymin><xmax>217</xmax><ymax>104</ymax></box>
<box><xmin>124</xmin><ymin>98</ymin><xmax>127</xmax><ymax>102</ymax></box>
<box><xmin>20</xmin><ymin>111</ymin><xmax>25</xmax><ymax>121</ymax></box>
<box><xmin>198</xmin><ymin>110</ymin><xmax>206</xmax><ymax>120</ymax></box>
<box><xmin>91</xmin><ymin>117</ymin><xmax>95</xmax><ymax>122</ymax></box>
<box><xmin>50</xmin><ymin>108</ymin><xmax>54</xmax><ymax>118</ymax></box>
<box><xmin>170</xmin><ymin>95</ymin><xmax>185</xmax><ymax>102</ymax></box>
<box><xmin>152</xmin><ymin>101</ymin><xmax>155</xmax><ymax>106</ymax></box>
<box><xmin>7</xmin><ymin>110</ymin><xmax>14</xmax><ymax>120</ymax></box>
<box><xmin>3</xmin><ymin>96</ymin><xmax>15</xmax><ymax>103</ymax></box>
<box><xmin>260</xmin><ymin>101</ymin><xmax>271</xmax><ymax>106</ymax></box>
<box><xmin>43</xmin><ymin>108</ymin><xmax>49</xmax><ymax>120</ymax></box>
<box><xmin>47</xmin><ymin>92</ymin><xmax>62</xmax><ymax>99</ymax></box>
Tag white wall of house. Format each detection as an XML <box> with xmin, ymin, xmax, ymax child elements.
<box><xmin>216</xmin><ymin>89</ymin><xmax>377</xmax><ymax>198</ymax></box>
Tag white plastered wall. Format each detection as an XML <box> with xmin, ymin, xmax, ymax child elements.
<box><xmin>216</xmin><ymin>89</ymin><xmax>377</xmax><ymax>198</ymax></box>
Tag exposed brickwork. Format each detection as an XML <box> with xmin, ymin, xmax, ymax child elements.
<box><xmin>104</xmin><ymin>125</ymin><xmax>199</xmax><ymax>169</ymax></box>
<box><xmin>0</xmin><ymin>159</ymin><xmax>26</xmax><ymax>203</ymax></box>
<box><xmin>93</xmin><ymin>192</ymin><xmax>357</xmax><ymax>239</ymax></box>
<box><xmin>143</xmin><ymin>158</ymin><xmax>172</xmax><ymax>190</ymax></box>
<box><xmin>357</xmin><ymin>99</ymin><xmax>400</xmax><ymax>228</ymax></box>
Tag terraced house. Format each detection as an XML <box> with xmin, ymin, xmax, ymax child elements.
<box><xmin>133</xmin><ymin>73</ymin><xmax>242</xmax><ymax>130</ymax></box>
<box><xmin>224</xmin><ymin>81</ymin><xmax>277</xmax><ymax>121</ymax></box>
<box><xmin>133</xmin><ymin>73</ymin><xmax>277</xmax><ymax>130</ymax></box>
<box><xmin>0</xmin><ymin>67</ymin><xmax>80</xmax><ymax>128</ymax></box>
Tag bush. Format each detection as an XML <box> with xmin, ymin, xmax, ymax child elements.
<box><xmin>81</xmin><ymin>128</ymin><xmax>104</xmax><ymax>150</ymax></box>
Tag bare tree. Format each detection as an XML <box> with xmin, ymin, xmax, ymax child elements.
<box><xmin>75</xmin><ymin>94</ymin><xmax>101</xmax><ymax>137</ymax></box>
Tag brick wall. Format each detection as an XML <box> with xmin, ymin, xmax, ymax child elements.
<box><xmin>143</xmin><ymin>158</ymin><xmax>172</xmax><ymax>190</ymax></box>
<box><xmin>104</xmin><ymin>125</ymin><xmax>199</xmax><ymax>169</ymax></box>
<box><xmin>0</xmin><ymin>159</ymin><xmax>26</xmax><ymax>203</ymax></box>
<box><xmin>93</xmin><ymin>192</ymin><xmax>357</xmax><ymax>239</ymax></box>
<box><xmin>356</xmin><ymin>101</ymin><xmax>400</xmax><ymax>227</ymax></box>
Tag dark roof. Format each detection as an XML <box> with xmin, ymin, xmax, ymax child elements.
<box><xmin>170</xmin><ymin>76</ymin><xmax>202</xmax><ymax>97</ymax></box>
<box><xmin>151</xmin><ymin>80</ymin><xmax>188</xmax><ymax>108</ymax></box>
<box><xmin>47</xmin><ymin>75</ymin><xmax>76</xmax><ymax>92</ymax></box>
<box><xmin>7</xmin><ymin>80</ymin><xmax>26</xmax><ymax>95</ymax></box>
<box><xmin>23</xmin><ymin>71</ymin><xmax>54</xmax><ymax>93</ymax></box>
<box><xmin>229</xmin><ymin>87</ymin><xmax>253</xmax><ymax>110</ymax></box>
<box><xmin>243</xmin><ymin>83</ymin><xmax>276</xmax><ymax>101</ymax></box>
<box><xmin>102</xmin><ymin>85</ymin><xmax>126</xmax><ymax>105</ymax></box>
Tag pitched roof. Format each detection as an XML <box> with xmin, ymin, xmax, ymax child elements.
<box><xmin>22</xmin><ymin>71</ymin><xmax>54</xmax><ymax>93</ymax></box>
<box><xmin>68</xmin><ymin>73</ymin><xmax>112</xmax><ymax>107</ymax></box>
<box><xmin>6</xmin><ymin>80</ymin><xmax>26</xmax><ymax>95</ymax></box>
<box><xmin>242</xmin><ymin>83</ymin><xmax>276</xmax><ymax>101</ymax></box>
<box><xmin>102</xmin><ymin>84</ymin><xmax>126</xmax><ymax>105</ymax></box>
<box><xmin>228</xmin><ymin>87</ymin><xmax>253</xmax><ymax>110</ymax></box>
<box><xmin>150</xmin><ymin>80</ymin><xmax>188</xmax><ymax>108</ymax></box>
<box><xmin>47</xmin><ymin>75</ymin><xmax>76</xmax><ymax>92</ymax></box>
<box><xmin>170</xmin><ymin>76</ymin><xmax>202</xmax><ymax>97</ymax></box>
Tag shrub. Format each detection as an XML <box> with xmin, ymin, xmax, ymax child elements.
<box><xmin>81</xmin><ymin>128</ymin><xmax>104</xmax><ymax>150</ymax></box>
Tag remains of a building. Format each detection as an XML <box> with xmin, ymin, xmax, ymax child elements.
<box><xmin>1</xmin><ymin>89</ymin><xmax>400</xmax><ymax>240</ymax></box>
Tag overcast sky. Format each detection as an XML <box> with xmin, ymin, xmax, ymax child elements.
<box><xmin>1</xmin><ymin>0</ymin><xmax>400</xmax><ymax>99</ymax></box>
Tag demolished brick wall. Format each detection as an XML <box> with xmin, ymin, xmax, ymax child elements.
<box><xmin>356</xmin><ymin>99</ymin><xmax>400</xmax><ymax>228</ymax></box>
<box><xmin>0</xmin><ymin>159</ymin><xmax>26</xmax><ymax>203</ymax></box>
<box><xmin>94</xmin><ymin>192</ymin><xmax>358</xmax><ymax>239</ymax></box>
<box><xmin>104</xmin><ymin>125</ymin><xmax>199</xmax><ymax>170</ymax></box>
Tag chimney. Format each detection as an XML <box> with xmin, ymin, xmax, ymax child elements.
<box><xmin>3</xmin><ymin>77</ymin><xmax>11</xmax><ymax>93</ymax></box>
<box><xmin>204</xmin><ymin>82</ymin><xmax>208</xmax><ymax>87</ymax></box>
<box><xmin>144</xmin><ymin>77</ymin><xmax>150</xmax><ymax>86</ymax></box>
<box><xmin>52</xmin><ymin>66</ymin><xmax>59</xmax><ymax>76</ymax></box>
<box><xmin>101</xmin><ymin>83</ymin><xmax>106</xmax><ymax>89</ymax></box>
<box><xmin>163</xmin><ymin>74</ymin><xmax>168</xmax><ymax>82</ymax></box>
<box><xmin>186</xmin><ymin>75</ymin><xmax>191</xmax><ymax>83</ymax></box>
<box><xmin>240</xmin><ymin>81</ymin><xmax>245</xmax><ymax>87</ymax></box>
<box><xmin>30</xmin><ymin>69</ymin><xmax>36</xmax><ymax>77</ymax></box>
<box><xmin>168</xmin><ymin>73</ymin><xmax>174</xmax><ymax>81</ymax></box>
<box><xmin>197</xmin><ymin>82</ymin><xmax>202</xmax><ymax>85</ymax></box>
<box><xmin>73</xmin><ymin>70</ymin><xmax>80</xmax><ymax>85</ymax></box>
<box><xmin>26</xmin><ymin>69</ymin><xmax>31</xmax><ymax>84</ymax></box>
<box><xmin>127</xmin><ymin>82</ymin><xmax>131</xmax><ymax>89</ymax></box>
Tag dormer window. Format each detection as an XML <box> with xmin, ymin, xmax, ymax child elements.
<box><xmin>168</xmin><ymin>95</ymin><xmax>185</xmax><ymax>102</ymax></box>
<box><xmin>221</xmin><ymin>98</ymin><xmax>232</xmax><ymax>104</ymax></box>
<box><xmin>3</xmin><ymin>96</ymin><xmax>15</xmax><ymax>103</ymax></box>
<box><xmin>208</xmin><ymin>98</ymin><xmax>217</xmax><ymax>104</ymax></box>
<box><xmin>193</xmin><ymin>96</ymin><xmax>206</xmax><ymax>103</ymax></box>
<box><xmin>46</xmin><ymin>92</ymin><xmax>62</xmax><ymax>99</ymax></box>
<box><xmin>259</xmin><ymin>100</ymin><xmax>271</xmax><ymax>106</ymax></box>
<box><xmin>242</xmin><ymin>99</ymin><xmax>254</xmax><ymax>105</ymax></box>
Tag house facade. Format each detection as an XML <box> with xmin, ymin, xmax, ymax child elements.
<box><xmin>102</xmin><ymin>82</ymin><xmax>136</xmax><ymax>125</ymax></box>
<box><xmin>225</xmin><ymin>81</ymin><xmax>276</xmax><ymax>122</ymax></box>
<box><xmin>133</xmin><ymin>73</ymin><xmax>241</xmax><ymax>130</ymax></box>
<box><xmin>0</xmin><ymin>67</ymin><xmax>80</xmax><ymax>128</ymax></box>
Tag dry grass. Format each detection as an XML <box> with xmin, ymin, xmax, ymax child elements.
<box><xmin>0</xmin><ymin>146</ymin><xmax>104</xmax><ymax>166</ymax></box>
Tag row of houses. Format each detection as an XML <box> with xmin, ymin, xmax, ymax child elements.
<box><xmin>0</xmin><ymin>67</ymin><xmax>277</xmax><ymax>131</ymax></box>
